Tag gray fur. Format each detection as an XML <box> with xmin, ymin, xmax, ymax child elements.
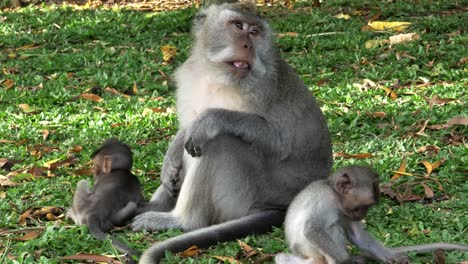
<box><xmin>133</xmin><ymin>3</ymin><xmax>332</xmax><ymax>263</ymax></box>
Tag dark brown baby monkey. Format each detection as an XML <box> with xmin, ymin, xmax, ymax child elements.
<box><xmin>276</xmin><ymin>166</ymin><xmax>468</xmax><ymax>264</ymax></box>
<box><xmin>67</xmin><ymin>138</ymin><xmax>143</xmax><ymax>262</ymax></box>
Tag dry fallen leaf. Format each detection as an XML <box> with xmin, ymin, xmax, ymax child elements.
<box><xmin>2</xmin><ymin>79</ymin><xmax>14</xmax><ymax>90</ymax></box>
<box><xmin>212</xmin><ymin>256</ymin><xmax>242</xmax><ymax>264</ymax></box>
<box><xmin>42</xmin><ymin>130</ymin><xmax>49</xmax><ymax>142</ymax></box>
<box><xmin>427</xmin><ymin>116</ymin><xmax>468</xmax><ymax>130</ymax></box>
<box><xmin>161</xmin><ymin>45</ymin><xmax>177</xmax><ymax>62</ymax></box>
<box><xmin>367</xmin><ymin>21</ymin><xmax>411</xmax><ymax>32</ymax></box>
<box><xmin>105</xmin><ymin>87</ymin><xmax>130</xmax><ymax>98</ymax></box>
<box><xmin>132</xmin><ymin>82</ymin><xmax>138</xmax><ymax>94</ymax></box>
<box><xmin>61</xmin><ymin>253</ymin><xmax>121</xmax><ymax>264</ymax></box>
<box><xmin>389</xmin><ymin>33</ymin><xmax>420</xmax><ymax>45</ymax></box>
<box><xmin>77</xmin><ymin>93</ymin><xmax>103</xmax><ymax>103</ymax></box>
<box><xmin>238</xmin><ymin>240</ymin><xmax>257</xmax><ymax>259</ymax></box>
<box><xmin>12</xmin><ymin>230</ymin><xmax>41</xmax><ymax>241</ymax></box>
<box><xmin>334</xmin><ymin>152</ymin><xmax>374</xmax><ymax>159</ymax></box>
<box><xmin>420</xmin><ymin>182</ymin><xmax>434</xmax><ymax>199</ymax></box>
<box><xmin>179</xmin><ymin>246</ymin><xmax>201</xmax><ymax>257</ymax></box>
<box><xmin>391</xmin><ymin>158</ymin><xmax>412</xmax><ymax>180</ymax></box>
<box><xmin>381</xmin><ymin>87</ymin><xmax>398</xmax><ymax>99</ymax></box>
<box><xmin>334</xmin><ymin>13</ymin><xmax>350</xmax><ymax>20</ymax></box>
<box><xmin>416</xmin><ymin>145</ymin><xmax>440</xmax><ymax>156</ymax></box>
<box><xmin>275</xmin><ymin>32</ymin><xmax>299</xmax><ymax>39</ymax></box>
<box><xmin>0</xmin><ymin>175</ymin><xmax>19</xmax><ymax>187</ymax></box>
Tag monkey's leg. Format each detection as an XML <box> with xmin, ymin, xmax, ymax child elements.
<box><xmin>132</xmin><ymin>211</ymin><xmax>182</xmax><ymax>231</ymax></box>
<box><xmin>111</xmin><ymin>201</ymin><xmax>137</xmax><ymax>225</ymax></box>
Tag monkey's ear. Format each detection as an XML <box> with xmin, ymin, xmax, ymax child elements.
<box><xmin>102</xmin><ymin>155</ymin><xmax>112</xmax><ymax>174</ymax></box>
<box><xmin>336</xmin><ymin>173</ymin><xmax>352</xmax><ymax>194</ymax></box>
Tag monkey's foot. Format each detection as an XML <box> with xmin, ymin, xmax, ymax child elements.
<box><xmin>275</xmin><ymin>254</ymin><xmax>315</xmax><ymax>264</ymax></box>
<box><xmin>131</xmin><ymin>212</ymin><xmax>181</xmax><ymax>232</ymax></box>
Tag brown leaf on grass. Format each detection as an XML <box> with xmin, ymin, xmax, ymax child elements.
<box><xmin>12</xmin><ymin>230</ymin><xmax>42</xmax><ymax>241</ymax></box>
<box><xmin>132</xmin><ymin>82</ymin><xmax>138</xmax><ymax>94</ymax></box>
<box><xmin>161</xmin><ymin>45</ymin><xmax>177</xmax><ymax>62</ymax></box>
<box><xmin>28</xmin><ymin>145</ymin><xmax>59</xmax><ymax>158</ymax></box>
<box><xmin>421</xmin><ymin>159</ymin><xmax>445</xmax><ymax>177</ymax></box>
<box><xmin>426</xmin><ymin>95</ymin><xmax>461</xmax><ymax>110</ymax></box>
<box><xmin>334</xmin><ymin>13</ymin><xmax>350</xmax><ymax>20</ymax></box>
<box><xmin>334</xmin><ymin>152</ymin><xmax>374</xmax><ymax>159</ymax></box>
<box><xmin>19</xmin><ymin>206</ymin><xmax>64</xmax><ymax>226</ymax></box>
<box><xmin>0</xmin><ymin>139</ymin><xmax>15</xmax><ymax>143</ymax></box>
<box><xmin>76</xmin><ymin>93</ymin><xmax>103</xmax><ymax>103</ymax></box>
<box><xmin>400</xmin><ymin>185</ymin><xmax>424</xmax><ymax>202</ymax></box>
<box><xmin>69</xmin><ymin>145</ymin><xmax>83</xmax><ymax>153</ymax></box>
<box><xmin>415</xmin><ymin>119</ymin><xmax>429</xmax><ymax>137</ymax></box>
<box><xmin>42</xmin><ymin>130</ymin><xmax>49</xmax><ymax>142</ymax></box>
<box><xmin>238</xmin><ymin>240</ymin><xmax>257</xmax><ymax>259</ymax></box>
<box><xmin>18</xmin><ymin>103</ymin><xmax>39</xmax><ymax>113</ymax></box>
<box><xmin>212</xmin><ymin>256</ymin><xmax>242</xmax><ymax>264</ymax></box>
<box><xmin>61</xmin><ymin>253</ymin><xmax>121</xmax><ymax>264</ymax></box>
<box><xmin>73</xmin><ymin>167</ymin><xmax>92</xmax><ymax>176</ymax></box>
<box><xmin>66</xmin><ymin>72</ymin><xmax>75</xmax><ymax>79</ymax></box>
<box><xmin>28</xmin><ymin>166</ymin><xmax>48</xmax><ymax>177</ymax></box>
<box><xmin>179</xmin><ymin>246</ymin><xmax>201</xmax><ymax>257</ymax></box>
<box><xmin>2</xmin><ymin>79</ymin><xmax>14</xmax><ymax>90</ymax></box>
<box><xmin>275</xmin><ymin>32</ymin><xmax>299</xmax><ymax>39</ymax></box>
<box><xmin>416</xmin><ymin>145</ymin><xmax>440</xmax><ymax>156</ymax></box>
<box><xmin>0</xmin><ymin>175</ymin><xmax>19</xmax><ymax>187</ymax></box>
<box><xmin>427</xmin><ymin>117</ymin><xmax>468</xmax><ymax>130</ymax></box>
<box><xmin>142</xmin><ymin>107</ymin><xmax>167</xmax><ymax>116</ymax></box>
<box><xmin>0</xmin><ymin>158</ymin><xmax>22</xmax><ymax>172</ymax></box>
<box><xmin>420</xmin><ymin>182</ymin><xmax>434</xmax><ymax>199</ymax></box>
<box><xmin>389</xmin><ymin>33</ymin><xmax>420</xmax><ymax>45</ymax></box>
<box><xmin>391</xmin><ymin>158</ymin><xmax>412</xmax><ymax>180</ymax></box>
<box><xmin>442</xmin><ymin>131</ymin><xmax>466</xmax><ymax>146</ymax></box>
<box><xmin>105</xmin><ymin>87</ymin><xmax>130</xmax><ymax>98</ymax></box>
<box><xmin>47</xmin><ymin>157</ymin><xmax>78</xmax><ymax>170</ymax></box>
<box><xmin>367</xmin><ymin>21</ymin><xmax>411</xmax><ymax>32</ymax></box>
<box><xmin>381</xmin><ymin>87</ymin><xmax>398</xmax><ymax>99</ymax></box>
<box><xmin>368</xmin><ymin>111</ymin><xmax>386</xmax><ymax>118</ymax></box>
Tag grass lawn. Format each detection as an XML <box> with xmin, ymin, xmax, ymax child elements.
<box><xmin>0</xmin><ymin>0</ymin><xmax>467</xmax><ymax>263</ymax></box>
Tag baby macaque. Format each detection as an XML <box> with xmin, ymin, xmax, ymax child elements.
<box><xmin>67</xmin><ymin>138</ymin><xmax>143</xmax><ymax>260</ymax></box>
<box><xmin>276</xmin><ymin>166</ymin><xmax>468</xmax><ymax>264</ymax></box>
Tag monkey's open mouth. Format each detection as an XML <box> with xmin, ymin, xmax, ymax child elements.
<box><xmin>232</xmin><ymin>61</ymin><xmax>250</xmax><ymax>69</ymax></box>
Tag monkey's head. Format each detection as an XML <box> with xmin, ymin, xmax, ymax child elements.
<box><xmin>91</xmin><ymin>138</ymin><xmax>133</xmax><ymax>175</ymax></box>
<box><xmin>330</xmin><ymin>166</ymin><xmax>380</xmax><ymax>221</ymax></box>
<box><xmin>192</xmin><ymin>2</ymin><xmax>276</xmax><ymax>84</ymax></box>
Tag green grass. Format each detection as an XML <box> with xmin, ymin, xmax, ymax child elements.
<box><xmin>0</xmin><ymin>0</ymin><xmax>467</xmax><ymax>263</ymax></box>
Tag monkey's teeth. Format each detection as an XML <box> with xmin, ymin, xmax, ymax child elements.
<box><xmin>233</xmin><ymin>61</ymin><xmax>249</xmax><ymax>69</ymax></box>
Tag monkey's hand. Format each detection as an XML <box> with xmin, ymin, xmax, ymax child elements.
<box><xmin>161</xmin><ymin>163</ymin><xmax>182</xmax><ymax>198</ymax></box>
<box><xmin>184</xmin><ymin>114</ymin><xmax>216</xmax><ymax>157</ymax></box>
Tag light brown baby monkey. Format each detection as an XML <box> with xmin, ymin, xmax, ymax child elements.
<box><xmin>276</xmin><ymin>166</ymin><xmax>468</xmax><ymax>264</ymax></box>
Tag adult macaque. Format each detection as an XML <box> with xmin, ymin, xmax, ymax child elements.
<box><xmin>67</xmin><ymin>138</ymin><xmax>144</xmax><ymax>261</ymax></box>
<box><xmin>276</xmin><ymin>166</ymin><xmax>468</xmax><ymax>264</ymax></box>
<box><xmin>132</xmin><ymin>2</ymin><xmax>333</xmax><ymax>263</ymax></box>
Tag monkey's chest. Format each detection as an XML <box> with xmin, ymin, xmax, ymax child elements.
<box><xmin>177</xmin><ymin>82</ymin><xmax>251</xmax><ymax>127</ymax></box>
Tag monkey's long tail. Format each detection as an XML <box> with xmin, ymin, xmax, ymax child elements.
<box><xmin>392</xmin><ymin>242</ymin><xmax>468</xmax><ymax>254</ymax></box>
<box><xmin>139</xmin><ymin>210</ymin><xmax>285</xmax><ymax>264</ymax></box>
<box><xmin>347</xmin><ymin>243</ymin><xmax>468</xmax><ymax>263</ymax></box>
<box><xmin>88</xmin><ymin>221</ymin><xmax>140</xmax><ymax>264</ymax></box>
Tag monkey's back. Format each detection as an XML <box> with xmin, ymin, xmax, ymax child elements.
<box><xmin>284</xmin><ymin>180</ymin><xmax>344</xmax><ymax>258</ymax></box>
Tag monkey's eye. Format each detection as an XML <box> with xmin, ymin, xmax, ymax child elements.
<box><xmin>234</xmin><ymin>21</ymin><xmax>243</xmax><ymax>30</ymax></box>
<box><xmin>250</xmin><ymin>29</ymin><xmax>258</xmax><ymax>36</ymax></box>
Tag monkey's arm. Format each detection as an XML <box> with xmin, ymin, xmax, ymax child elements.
<box><xmin>160</xmin><ymin>128</ymin><xmax>186</xmax><ymax>197</ymax></box>
<box><xmin>185</xmin><ymin>109</ymin><xmax>285</xmax><ymax>158</ymax></box>
<box><xmin>303</xmin><ymin>221</ymin><xmax>350</xmax><ymax>262</ymax></box>
<box><xmin>347</xmin><ymin>222</ymin><xmax>409</xmax><ymax>264</ymax></box>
